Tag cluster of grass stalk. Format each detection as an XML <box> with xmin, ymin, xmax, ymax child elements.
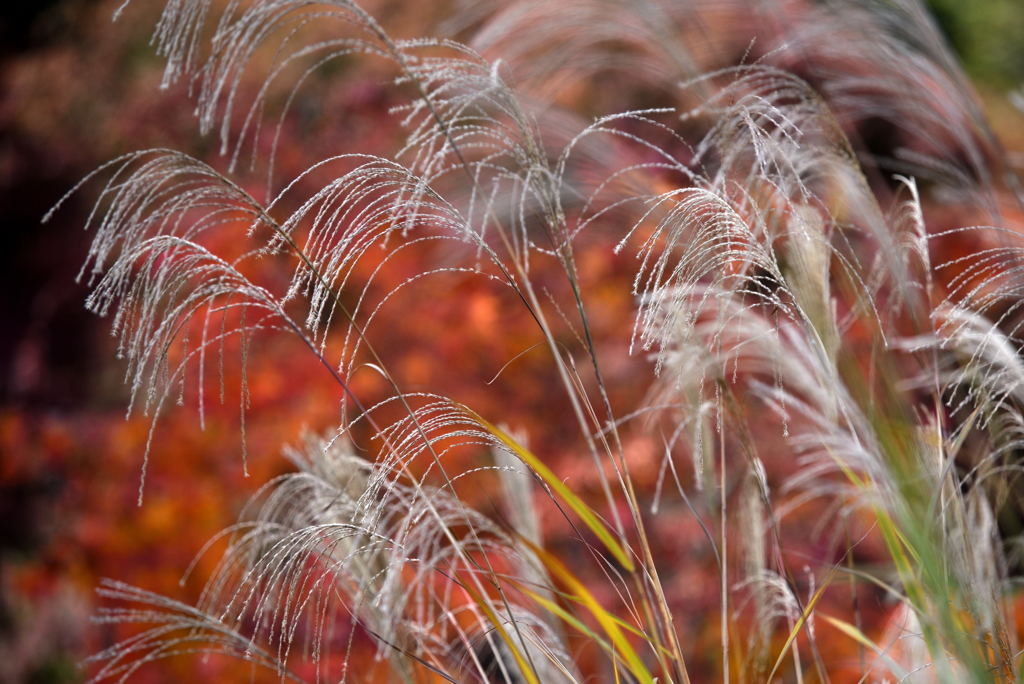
<box><xmin>54</xmin><ymin>0</ymin><xmax>1024</xmax><ymax>681</ymax></box>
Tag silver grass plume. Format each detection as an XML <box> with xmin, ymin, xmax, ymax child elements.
<box><xmin>91</xmin><ymin>430</ymin><xmax>576</xmax><ymax>683</ymax></box>
<box><xmin>57</xmin><ymin>0</ymin><xmax>1024</xmax><ymax>680</ymax></box>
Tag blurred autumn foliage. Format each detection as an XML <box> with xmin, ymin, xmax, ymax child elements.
<box><xmin>3</xmin><ymin>1</ymin><xmax>1024</xmax><ymax>682</ymax></box>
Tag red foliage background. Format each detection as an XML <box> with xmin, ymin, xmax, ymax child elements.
<box><xmin>3</xmin><ymin>1</ymin><xmax>1024</xmax><ymax>682</ymax></box>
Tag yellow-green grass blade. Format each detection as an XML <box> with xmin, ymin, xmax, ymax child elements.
<box><xmin>514</xmin><ymin>580</ymin><xmax>677</xmax><ymax>662</ymax></box>
<box><xmin>767</xmin><ymin>568</ymin><xmax>836</xmax><ymax>681</ymax></box>
<box><xmin>460</xmin><ymin>581</ymin><xmax>541</xmax><ymax>684</ymax></box>
<box><xmin>819</xmin><ymin>613</ymin><xmax>884</xmax><ymax>656</ymax></box>
<box><xmin>517</xmin><ymin>584</ymin><xmax>617</xmax><ymax>655</ymax></box>
<box><xmin>524</xmin><ymin>539</ymin><xmax>655</xmax><ymax>684</ymax></box>
<box><xmin>464</xmin><ymin>406</ymin><xmax>635</xmax><ymax>573</ymax></box>
<box><xmin>819</xmin><ymin>613</ymin><xmax>911</xmax><ymax>684</ymax></box>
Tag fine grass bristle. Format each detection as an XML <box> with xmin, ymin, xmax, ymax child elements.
<box><xmin>60</xmin><ymin>0</ymin><xmax>1024</xmax><ymax>681</ymax></box>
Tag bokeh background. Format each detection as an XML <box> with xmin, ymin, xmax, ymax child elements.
<box><xmin>2</xmin><ymin>1</ymin><xmax>1024</xmax><ymax>682</ymax></box>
